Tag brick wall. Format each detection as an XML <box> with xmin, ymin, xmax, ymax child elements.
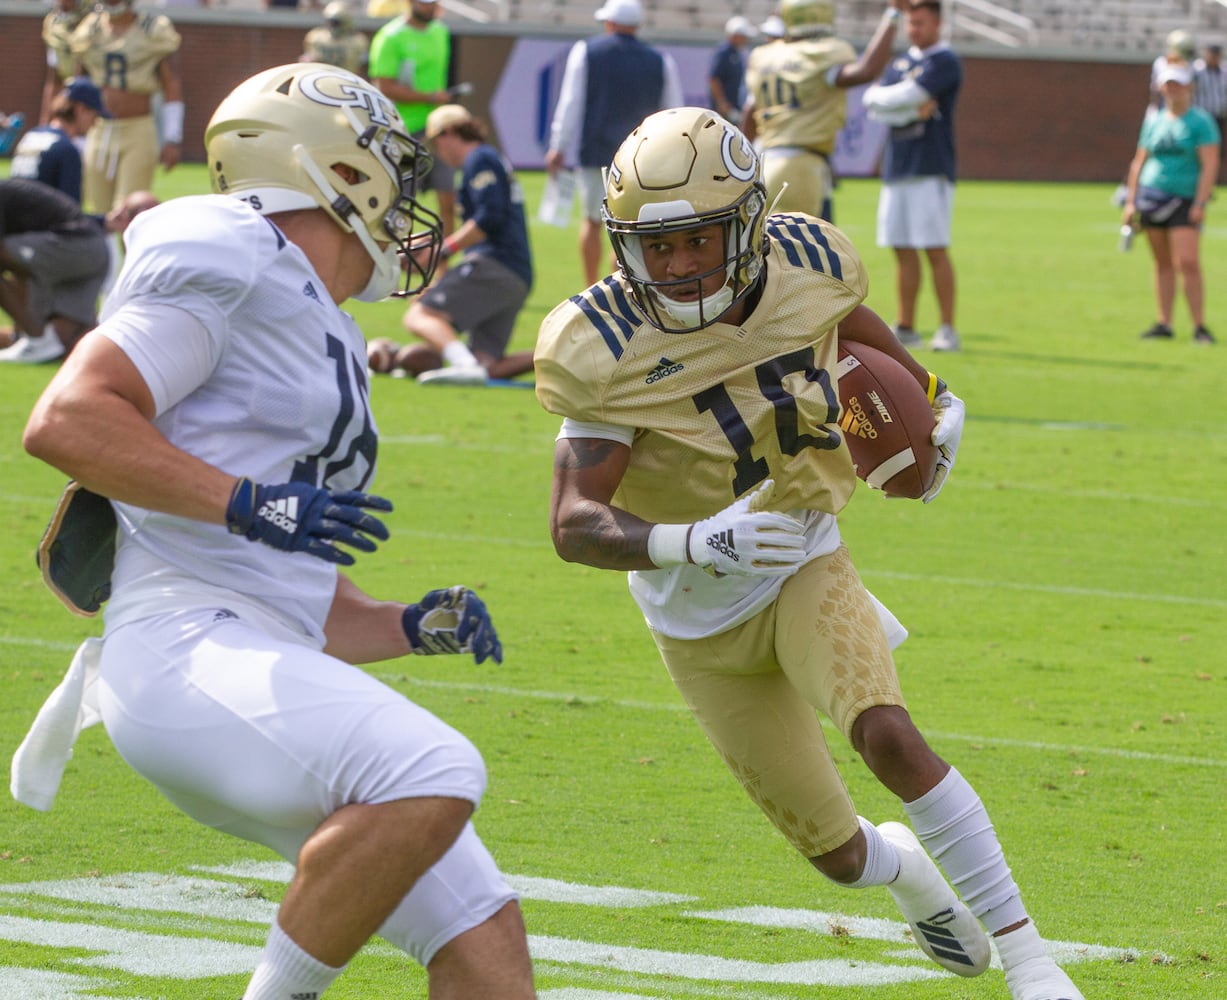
<box><xmin>0</xmin><ymin>11</ymin><xmax>1150</xmax><ymax>183</ymax></box>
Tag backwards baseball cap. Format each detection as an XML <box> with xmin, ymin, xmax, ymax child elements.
<box><xmin>760</xmin><ymin>14</ymin><xmax>786</xmax><ymax>38</ymax></box>
<box><xmin>725</xmin><ymin>15</ymin><xmax>757</xmax><ymax>38</ymax></box>
<box><xmin>64</xmin><ymin>77</ymin><xmax>111</xmax><ymax>118</ymax></box>
<box><xmin>1157</xmin><ymin>62</ymin><xmax>1194</xmax><ymax>86</ymax></box>
<box><xmin>594</xmin><ymin>0</ymin><xmax>642</xmax><ymax>27</ymax></box>
<box><xmin>425</xmin><ymin>103</ymin><xmax>472</xmax><ymax>139</ymax></box>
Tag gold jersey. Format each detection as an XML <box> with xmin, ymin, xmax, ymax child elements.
<box><xmin>535</xmin><ymin>213</ymin><xmax>867</xmax><ymax>525</ymax></box>
<box><xmin>71</xmin><ymin>10</ymin><xmax>181</xmax><ymax>96</ymax></box>
<box><xmin>303</xmin><ymin>27</ymin><xmax>370</xmax><ymax>77</ymax></box>
<box><xmin>43</xmin><ymin>8</ymin><xmax>85</xmax><ymax>81</ymax></box>
<box><xmin>745</xmin><ymin>36</ymin><xmax>857</xmax><ymax>155</ymax></box>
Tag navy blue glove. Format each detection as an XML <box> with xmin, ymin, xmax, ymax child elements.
<box><xmin>402</xmin><ymin>586</ymin><xmax>503</xmax><ymax>664</ymax></box>
<box><xmin>225</xmin><ymin>478</ymin><xmax>391</xmax><ymax>566</ymax></box>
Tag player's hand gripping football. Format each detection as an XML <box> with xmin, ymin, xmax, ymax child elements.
<box><xmin>225</xmin><ymin>478</ymin><xmax>391</xmax><ymax>566</ymax></box>
<box><xmin>688</xmin><ymin>479</ymin><xmax>807</xmax><ymax>577</ymax></box>
<box><xmin>922</xmin><ymin>390</ymin><xmax>965</xmax><ymax>503</ymax></box>
<box><xmin>402</xmin><ymin>585</ymin><xmax>503</xmax><ymax>664</ymax></box>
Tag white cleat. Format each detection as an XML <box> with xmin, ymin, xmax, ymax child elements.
<box><xmin>878</xmin><ymin>821</ymin><xmax>990</xmax><ymax>977</ymax></box>
<box><xmin>416</xmin><ymin>365</ymin><xmax>488</xmax><ymax>387</ymax></box>
<box><xmin>0</xmin><ymin>331</ymin><xmax>65</xmax><ymax>364</ymax></box>
<box><xmin>1005</xmin><ymin>958</ymin><xmax>1085</xmax><ymax>1000</ymax></box>
<box><xmin>929</xmin><ymin>324</ymin><xmax>962</xmax><ymax>352</ymax></box>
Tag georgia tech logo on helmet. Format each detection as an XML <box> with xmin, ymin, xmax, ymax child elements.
<box><xmin>298</xmin><ymin>68</ymin><xmax>398</xmax><ymax>129</ymax></box>
<box><xmin>718</xmin><ymin>121</ymin><xmax>758</xmax><ymax>183</ymax></box>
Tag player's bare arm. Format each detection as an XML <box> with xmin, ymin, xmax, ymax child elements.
<box><xmin>550</xmin><ymin>436</ymin><xmax>658</xmax><ymax>571</ymax></box>
<box><xmin>835</xmin><ymin>0</ymin><xmax>907</xmax><ymax>88</ymax></box>
<box><xmin>24</xmin><ymin>331</ymin><xmax>237</xmax><ymax>524</ymax></box>
<box><xmin>324</xmin><ymin>574</ymin><xmax>415</xmax><ymax>663</ymax></box>
<box><xmin>838</xmin><ymin>303</ymin><xmax>934</xmax><ymax>394</ymax></box>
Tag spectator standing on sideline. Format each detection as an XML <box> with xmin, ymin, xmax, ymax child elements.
<box><xmin>1193</xmin><ymin>41</ymin><xmax>1227</xmax><ymax>180</ymax></box>
<box><xmin>385</xmin><ymin>104</ymin><xmax>535</xmax><ymax>385</ymax></box>
<box><xmin>40</xmin><ymin>0</ymin><xmax>91</xmax><ymax>127</ymax></box>
<box><xmin>17</xmin><ymin>63</ymin><xmax>537</xmax><ymax>1000</ymax></box>
<box><xmin>742</xmin><ymin>0</ymin><xmax>907</xmax><ymax>222</ymax></box>
<box><xmin>302</xmin><ymin>1</ymin><xmax>370</xmax><ymax>77</ymax></box>
<box><xmin>534</xmin><ymin>105</ymin><xmax>1087</xmax><ymax>1000</ymax></box>
<box><xmin>11</xmin><ymin>78</ymin><xmax>109</xmax><ymax>203</ymax></box>
<box><xmin>70</xmin><ymin>0</ymin><xmax>183</xmax><ymax>213</ymax></box>
<box><xmin>862</xmin><ymin>0</ymin><xmax>963</xmax><ymax>352</ymax></box>
<box><xmin>0</xmin><ymin>179</ymin><xmax>153</xmax><ymax>363</ymax></box>
<box><xmin>709</xmin><ymin>16</ymin><xmax>756</xmax><ymax>126</ymax></box>
<box><xmin>759</xmin><ymin>13</ymin><xmax>786</xmax><ymax>42</ymax></box>
<box><xmin>545</xmin><ymin>0</ymin><xmax>683</xmax><ymax>288</ymax></box>
<box><xmin>369</xmin><ymin>0</ymin><xmax>459</xmax><ymax>235</ymax></box>
<box><xmin>1123</xmin><ymin>62</ymin><xmax>1219</xmax><ymax>344</ymax></box>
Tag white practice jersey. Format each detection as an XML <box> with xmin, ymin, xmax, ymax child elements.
<box><xmin>99</xmin><ymin>195</ymin><xmax>378</xmax><ymax>644</ymax></box>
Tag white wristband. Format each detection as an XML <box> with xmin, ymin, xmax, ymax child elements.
<box><xmin>882</xmin><ymin>7</ymin><xmax>902</xmax><ymax>26</ymax></box>
<box><xmin>646</xmin><ymin>522</ymin><xmax>691</xmax><ymax>568</ymax></box>
<box><xmin>160</xmin><ymin>100</ymin><xmax>184</xmax><ymax>145</ymax></box>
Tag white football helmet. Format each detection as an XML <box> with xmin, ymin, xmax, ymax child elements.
<box><xmin>780</xmin><ymin>0</ymin><xmax>835</xmax><ymax>38</ymax></box>
<box><xmin>602</xmin><ymin>106</ymin><xmax>768</xmax><ymax>334</ymax></box>
<box><xmin>205</xmin><ymin>63</ymin><xmax>442</xmax><ymax>299</ymax></box>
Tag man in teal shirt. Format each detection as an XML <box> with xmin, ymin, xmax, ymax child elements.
<box><xmin>370</xmin><ymin>0</ymin><xmax>457</xmax><ymax>233</ymax></box>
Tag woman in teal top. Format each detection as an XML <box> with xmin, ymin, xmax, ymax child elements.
<box><xmin>1124</xmin><ymin>61</ymin><xmax>1220</xmax><ymax>343</ymax></box>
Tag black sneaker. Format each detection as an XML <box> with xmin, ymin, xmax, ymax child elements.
<box><xmin>1194</xmin><ymin>325</ymin><xmax>1216</xmax><ymax>344</ymax></box>
<box><xmin>1140</xmin><ymin>322</ymin><xmax>1174</xmax><ymax>339</ymax></box>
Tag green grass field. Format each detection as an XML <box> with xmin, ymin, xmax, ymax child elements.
<box><xmin>1</xmin><ymin>165</ymin><xmax>1224</xmax><ymax>999</ymax></box>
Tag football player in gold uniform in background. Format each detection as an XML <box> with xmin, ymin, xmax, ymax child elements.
<box><xmin>39</xmin><ymin>0</ymin><xmax>92</xmax><ymax>127</ymax></box>
<box><xmin>301</xmin><ymin>2</ymin><xmax>371</xmax><ymax>78</ymax></box>
<box><xmin>534</xmin><ymin>106</ymin><xmax>1086</xmax><ymax>1000</ymax></box>
<box><xmin>70</xmin><ymin>0</ymin><xmax>183</xmax><ymax>213</ymax></box>
<box><xmin>742</xmin><ymin>0</ymin><xmax>907</xmax><ymax>219</ymax></box>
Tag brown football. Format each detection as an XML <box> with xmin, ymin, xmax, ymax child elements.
<box><xmin>836</xmin><ymin>340</ymin><xmax>940</xmax><ymax>499</ymax></box>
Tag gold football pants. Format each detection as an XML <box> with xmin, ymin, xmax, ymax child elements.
<box><xmin>651</xmin><ymin>545</ymin><xmax>905</xmax><ymax>858</ymax></box>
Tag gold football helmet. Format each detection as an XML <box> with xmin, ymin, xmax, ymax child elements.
<box><xmin>323</xmin><ymin>0</ymin><xmax>351</xmax><ymax>31</ymax></box>
<box><xmin>603</xmin><ymin>106</ymin><xmax>768</xmax><ymax>333</ymax></box>
<box><xmin>205</xmin><ymin>63</ymin><xmax>442</xmax><ymax>299</ymax></box>
<box><xmin>780</xmin><ymin>0</ymin><xmax>835</xmax><ymax>38</ymax></box>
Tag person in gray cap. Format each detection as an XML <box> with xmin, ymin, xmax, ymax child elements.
<box><xmin>545</xmin><ymin>0</ymin><xmax>683</xmax><ymax>287</ymax></box>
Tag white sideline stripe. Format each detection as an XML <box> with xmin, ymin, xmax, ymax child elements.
<box><xmin>527</xmin><ymin>934</ymin><xmax>948</xmax><ymax>986</ymax></box>
<box><xmin>863</xmin><ymin>569</ymin><xmax>1227</xmax><ymax>609</ymax></box>
<box><xmin>690</xmin><ymin>907</ymin><xmax>1144</xmax><ymax>966</ymax></box>
<box><xmin>0</xmin><ymin>968</ymin><xmax>104</xmax><ymax>999</ymax></box>
<box><xmin>381</xmin><ymin>673</ymin><xmax>1227</xmax><ymax>770</ymax></box>
<box><xmin>0</xmin><ymin>914</ymin><xmax>261</xmax><ymax>976</ymax></box>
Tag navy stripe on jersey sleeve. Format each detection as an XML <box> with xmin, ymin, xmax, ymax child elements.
<box><xmin>569</xmin><ymin>276</ymin><xmax>643</xmax><ymax>360</ymax></box>
<box><xmin>770</xmin><ymin>215</ymin><xmax>844</xmax><ymax>281</ymax></box>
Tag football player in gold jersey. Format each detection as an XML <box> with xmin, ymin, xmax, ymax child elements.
<box><xmin>39</xmin><ymin>0</ymin><xmax>92</xmax><ymax>127</ymax></box>
<box><xmin>301</xmin><ymin>2</ymin><xmax>371</xmax><ymax>78</ymax></box>
<box><xmin>742</xmin><ymin>0</ymin><xmax>906</xmax><ymax>219</ymax></box>
<box><xmin>70</xmin><ymin>0</ymin><xmax>183</xmax><ymax>212</ymax></box>
<box><xmin>534</xmin><ymin>107</ymin><xmax>1086</xmax><ymax>1000</ymax></box>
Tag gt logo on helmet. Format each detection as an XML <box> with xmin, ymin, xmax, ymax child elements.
<box><xmin>298</xmin><ymin>69</ymin><xmax>399</xmax><ymax>129</ymax></box>
<box><xmin>719</xmin><ymin>123</ymin><xmax>758</xmax><ymax>183</ymax></box>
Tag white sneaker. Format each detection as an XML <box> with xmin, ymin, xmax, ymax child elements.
<box><xmin>1005</xmin><ymin>960</ymin><xmax>1085</xmax><ymax>1000</ymax></box>
<box><xmin>878</xmin><ymin>821</ymin><xmax>990</xmax><ymax>977</ymax></box>
<box><xmin>416</xmin><ymin>365</ymin><xmax>488</xmax><ymax>387</ymax></box>
<box><xmin>930</xmin><ymin>324</ymin><xmax>962</xmax><ymax>352</ymax></box>
<box><xmin>0</xmin><ymin>331</ymin><xmax>65</xmax><ymax>364</ymax></box>
<box><xmin>892</xmin><ymin>325</ymin><xmax>924</xmax><ymax>348</ymax></box>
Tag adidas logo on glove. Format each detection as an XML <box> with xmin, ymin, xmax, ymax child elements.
<box><xmin>704</xmin><ymin>528</ymin><xmax>739</xmax><ymax>562</ymax></box>
<box><xmin>257</xmin><ymin>496</ymin><xmax>300</xmax><ymax>533</ymax></box>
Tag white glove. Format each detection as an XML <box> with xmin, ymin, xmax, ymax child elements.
<box><xmin>922</xmin><ymin>390</ymin><xmax>965</xmax><ymax>503</ymax></box>
<box><xmin>688</xmin><ymin>479</ymin><xmax>807</xmax><ymax>577</ymax></box>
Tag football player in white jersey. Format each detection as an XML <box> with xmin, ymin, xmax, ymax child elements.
<box><xmin>22</xmin><ymin>64</ymin><xmax>536</xmax><ymax>1000</ymax></box>
<box><xmin>534</xmin><ymin>107</ymin><xmax>1084</xmax><ymax>1000</ymax></box>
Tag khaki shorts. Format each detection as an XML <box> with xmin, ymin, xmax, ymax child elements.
<box><xmin>650</xmin><ymin>545</ymin><xmax>905</xmax><ymax>858</ymax></box>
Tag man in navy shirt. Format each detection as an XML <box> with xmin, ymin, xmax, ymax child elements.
<box><xmin>391</xmin><ymin>104</ymin><xmax>536</xmax><ymax>385</ymax></box>
<box><xmin>863</xmin><ymin>0</ymin><xmax>963</xmax><ymax>351</ymax></box>
<box><xmin>709</xmin><ymin>16</ymin><xmax>756</xmax><ymax>125</ymax></box>
<box><xmin>10</xmin><ymin>77</ymin><xmax>109</xmax><ymax>203</ymax></box>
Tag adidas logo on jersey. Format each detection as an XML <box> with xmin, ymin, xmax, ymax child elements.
<box><xmin>645</xmin><ymin>357</ymin><xmax>685</xmax><ymax>384</ymax></box>
<box><xmin>839</xmin><ymin>395</ymin><xmax>879</xmax><ymax>439</ymax></box>
<box><xmin>257</xmin><ymin>496</ymin><xmax>300</xmax><ymax>534</ymax></box>
<box><xmin>705</xmin><ymin>529</ymin><xmax>739</xmax><ymax>562</ymax></box>
<box><xmin>303</xmin><ymin>281</ymin><xmax>321</xmax><ymax>302</ymax></box>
